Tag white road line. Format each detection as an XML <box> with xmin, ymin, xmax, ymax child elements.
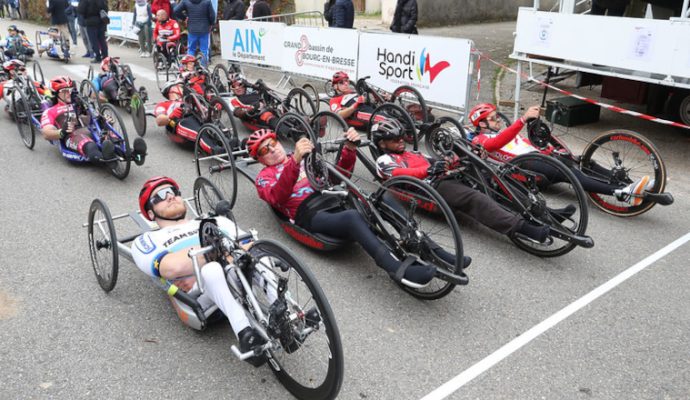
<box><xmin>421</xmin><ymin>232</ymin><xmax>690</xmax><ymax>400</ymax></box>
<box><xmin>63</xmin><ymin>64</ymin><xmax>91</xmax><ymax>77</ymax></box>
<box><xmin>127</xmin><ymin>64</ymin><xmax>158</xmax><ymax>83</ymax></box>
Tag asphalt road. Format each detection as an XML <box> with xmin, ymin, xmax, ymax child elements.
<box><xmin>0</xmin><ymin>19</ymin><xmax>688</xmax><ymax>400</ymax></box>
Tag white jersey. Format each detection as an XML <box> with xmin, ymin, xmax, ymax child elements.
<box><xmin>131</xmin><ymin>217</ymin><xmax>246</xmax><ymax>279</ymax></box>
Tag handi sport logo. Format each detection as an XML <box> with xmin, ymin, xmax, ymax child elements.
<box><xmin>416</xmin><ymin>48</ymin><xmax>450</xmax><ymax>84</ymax></box>
<box><xmin>377</xmin><ymin>47</ymin><xmax>451</xmax><ymax>85</ymax></box>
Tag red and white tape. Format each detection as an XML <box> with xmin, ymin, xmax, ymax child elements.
<box><xmin>477</xmin><ymin>52</ymin><xmax>690</xmax><ymax>131</ymax></box>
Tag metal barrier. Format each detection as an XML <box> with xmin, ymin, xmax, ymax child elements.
<box><xmin>247</xmin><ymin>11</ymin><xmax>325</xmax><ymax>27</ymax></box>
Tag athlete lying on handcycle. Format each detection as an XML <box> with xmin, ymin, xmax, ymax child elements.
<box><xmin>36</xmin><ymin>27</ymin><xmax>70</xmax><ymax>61</ymax></box>
<box><xmin>228</xmin><ymin>76</ymin><xmax>281</xmax><ymax>132</ymax></box>
<box><xmin>2</xmin><ymin>25</ymin><xmax>34</xmax><ymax>61</ymax></box>
<box><xmin>0</xmin><ymin>60</ymin><xmax>50</xmax><ymax>105</ymax></box>
<box><xmin>247</xmin><ymin>128</ymin><xmax>469</xmax><ymax>286</ymax></box>
<box><xmin>328</xmin><ymin>70</ymin><xmax>380</xmax><ymax>130</ymax></box>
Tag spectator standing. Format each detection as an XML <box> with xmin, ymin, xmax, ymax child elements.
<box><xmin>8</xmin><ymin>0</ymin><xmax>18</xmax><ymax>19</ymax></box>
<box><xmin>0</xmin><ymin>0</ymin><xmax>6</xmax><ymax>19</ymax></box>
<box><xmin>324</xmin><ymin>0</ymin><xmax>335</xmax><ymax>26</ymax></box>
<box><xmin>590</xmin><ymin>0</ymin><xmax>630</xmax><ymax>16</ymax></box>
<box><xmin>65</xmin><ymin>1</ymin><xmax>79</xmax><ymax>47</ymax></box>
<box><xmin>222</xmin><ymin>0</ymin><xmax>244</xmax><ymax>20</ymax></box>
<box><xmin>48</xmin><ymin>0</ymin><xmax>71</xmax><ymax>41</ymax></box>
<box><xmin>76</xmin><ymin>0</ymin><xmax>94</xmax><ymax>58</ymax></box>
<box><xmin>133</xmin><ymin>0</ymin><xmax>153</xmax><ymax>57</ymax></box>
<box><xmin>151</xmin><ymin>0</ymin><xmax>172</xmax><ymax>20</ymax></box>
<box><xmin>174</xmin><ymin>0</ymin><xmax>215</xmax><ymax>65</ymax></box>
<box><xmin>331</xmin><ymin>0</ymin><xmax>354</xmax><ymax>28</ymax></box>
<box><xmin>390</xmin><ymin>0</ymin><xmax>418</xmax><ymax>34</ymax></box>
<box><xmin>78</xmin><ymin>0</ymin><xmax>109</xmax><ymax>63</ymax></box>
<box><xmin>245</xmin><ymin>0</ymin><xmax>271</xmax><ymax>19</ymax></box>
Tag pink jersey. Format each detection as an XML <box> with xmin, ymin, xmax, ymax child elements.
<box><xmin>40</xmin><ymin>102</ymin><xmax>75</xmax><ymax>129</ymax></box>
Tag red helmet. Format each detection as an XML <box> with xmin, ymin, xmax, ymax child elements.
<box><xmin>332</xmin><ymin>71</ymin><xmax>349</xmax><ymax>85</ymax></box>
<box><xmin>180</xmin><ymin>55</ymin><xmax>196</xmax><ymax>65</ymax></box>
<box><xmin>3</xmin><ymin>59</ymin><xmax>25</xmax><ymax>72</ymax></box>
<box><xmin>139</xmin><ymin>176</ymin><xmax>180</xmax><ymax>220</ymax></box>
<box><xmin>247</xmin><ymin>129</ymin><xmax>277</xmax><ymax>159</ymax></box>
<box><xmin>50</xmin><ymin>76</ymin><xmax>74</xmax><ymax>92</ymax></box>
<box><xmin>468</xmin><ymin>103</ymin><xmax>497</xmax><ymax>127</ymax></box>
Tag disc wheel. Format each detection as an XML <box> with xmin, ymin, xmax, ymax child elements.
<box><xmin>208</xmin><ymin>96</ymin><xmax>239</xmax><ymax>147</ymax></box>
<box><xmin>249</xmin><ymin>240</ymin><xmax>344</xmax><ymax>400</ymax></box>
<box><xmin>11</xmin><ymin>88</ymin><xmax>36</xmax><ymax>149</ymax></box>
<box><xmin>131</xmin><ymin>93</ymin><xmax>147</xmax><ymax>137</ymax></box>
<box><xmin>87</xmin><ymin>199</ymin><xmax>119</xmax><ymax>292</ymax></box>
<box><xmin>193</xmin><ymin>175</ymin><xmax>227</xmax><ymax>216</ymax></box>
<box><xmin>580</xmin><ymin>130</ymin><xmax>666</xmax><ymax>217</ymax></box>
<box><xmin>391</xmin><ymin>85</ymin><xmax>429</xmax><ymax>125</ymax></box>
<box><xmin>368</xmin><ymin>103</ymin><xmax>418</xmax><ymax>159</ymax></box>
<box><xmin>80</xmin><ymin>79</ymin><xmax>102</xmax><ymax>109</ymax></box>
<box><xmin>194</xmin><ymin>123</ymin><xmax>238</xmax><ymax>207</ymax></box>
<box><xmin>500</xmin><ymin>153</ymin><xmax>589</xmax><ymax>257</ymax></box>
<box><xmin>100</xmin><ymin>103</ymin><xmax>132</xmax><ymax>180</ymax></box>
<box><xmin>31</xmin><ymin>60</ymin><xmax>45</xmax><ymax>85</ymax></box>
<box><xmin>424</xmin><ymin>116</ymin><xmax>469</xmax><ymax>160</ymax></box>
<box><xmin>285</xmin><ymin>87</ymin><xmax>317</xmax><ymax>118</ymax></box>
<box><xmin>379</xmin><ymin>176</ymin><xmax>465</xmax><ymax>300</ymax></box>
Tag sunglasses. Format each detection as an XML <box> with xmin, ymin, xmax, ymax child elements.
<box><xmin>486</xmin><ymin>115</ymin><xmax>503</xmax><ymax>123</ymax></box>
<box><xmin>256</xmin><ymin>138</ymin><xmax>278</xmax><ymax>157</ymax></box>
<box><xmin>149</xmin><ymin>186</ymin><xmax>181</xmax><ymax>206</ymax></box>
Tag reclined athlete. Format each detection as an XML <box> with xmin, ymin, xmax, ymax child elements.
<box><xmin>469</xmin><ymin>103</ymin><xmax>652</xmax><ymax>206</ymax></box>
<box><xmin>131</xmin><ymin>176</ymin><xmax>278</xmax><ymax>366</ymax></box>
<box><xmin>248</xmin><ymin>128</ymin><xmax>469</xmax><ymax>286</ymax></box>
<box><xmin>227</xmin><ymin>77</ymin><xmax>280</xmax><ymax>132</ymax></box>
<box><xmin>329</xmin><ymin>70</ymin><xmax>383</xmax><ymax>130</ymax></box>
<box><xmin>92</xmin><ymin>57</ymin><xmax>120</xmax><ymax>104</ymax></box>
<box><xmin>373</xmin><ymin>119</ymin><xmax>554</xmax><ymax>243</ymax></box>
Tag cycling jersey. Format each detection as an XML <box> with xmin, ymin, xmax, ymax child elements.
<box><xmin>471</xmin><ymin>119</ymin><xmax>556</xmax><ymax>162</ymax></box>
<box><xmin>229</xmin><ymin>92</ymin><xmax>262</xmax><ymax>111</ymax></box>
<box><xmin>329</xmin><ymin>93</ymin><xmax>375</xmax><ymax>129</ymax></box>
<box><xmin>153</xmin><ymin>19</ymin><xmax>181</xmax><ymax>44</ymax></box>
<box><xmin>255</xmin><ymin>148</ymin><xmax>356</xmax><ymax>220</ymax></box>
<box><xmin>376</xmin><ymin>151</ymin><xmax>430</xmax><ymax>180</ymax></box>
<box><xmin>153</xmin><ymin>99</ymin><xmax>182</xmax><ymax>118</ymax></box>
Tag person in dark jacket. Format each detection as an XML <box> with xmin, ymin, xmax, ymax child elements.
<box><xmin>78</xmin><ymin>0</ymin><xmax>109</xmax><ymax>63</ymax></box>
<box><xmin>324</xmin><ymin>0</ymin><xmax>335</xmax><ymax>26</ymax></box>
<box><xmin>48</xmin><ymin>0</ymin><xmax>71</xmax><ymax>42</ymax></box>
<box><xmin>75</xmin><ymin>0</ymin><xmax>93</xmax><ymax>57</ymax></box>
<box><xmin>390</xmin><ymin>0</ymin><xmax>418</xmax><ymax>34</ymax></box>
<box><xmin>331</xmin><ymin>0</ymin><xmax>354</xmax><ymax>28</ymax></box>
<box><xmin>246</xmin><ymin>0</ymin><xmax>271</xmax><ymax>19</ymax></box>
<box><xmin>590</xmin><ymin>0</ymin><xmax>630</xmax><ymax>16</ymax></box>
<box><xmin>174</xmin><ymin>0</ymin><xmax>215</xmax><ymax>66</ymax></box>
<box><xmin>222</xmin><ymin>0</ymin><xmax>244</xmax><ymax>20</ymax></box>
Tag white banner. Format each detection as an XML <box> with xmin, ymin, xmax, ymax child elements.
<box><xmin>219</xmin><ymin>20</ymin><xmax>286</xmax><ymax>68</ymax></box>
<box><xmin>280</xmin><ymin>26</ymin><xmax>359</xmax><ymax>80</ymax></box>
<box><xmin>358</xmin><ymin>32</ymin><xmax>473</xmax><ymax>110</ymax></box>
<box><xmin>106</xmin><ymin>11</ymin><xmax>139</xmax><ymax>41</ymax></box>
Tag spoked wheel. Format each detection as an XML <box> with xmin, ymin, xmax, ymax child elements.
<box><xmin>310</xmin><ymin>111</ymin><xmax>349</xmax><ymax>167</ymax></box>
<box><xmin>100</xmin><ymin>103</ymin><xmax>132</xmax><ymax>180</ymax></box>
<box><xmin>249</xmin><ymin>240</ymin><xmax>344</xmax><ymax>400</ymax></box>
<box><xmin>131</xmin><ymin>93</ymin><xmax>147</xmax><ymax>137</ymax></box>
<box><xmin>155</xmin><ymin>56</ymin><xmax>175</xmax><ymax>90</ymax></box>
<box><xmin>580</xmin><ymin>130</ymin><xmax>666</xmax><ymax>217</ymax></box>
<box><xmin>391</xmin><ymin>85</ymin><xmax>429</xmax><ymax>125</ymax></box>
<box><xmin>424</xmin><ymin>116</ymin><xmax>469</xmax><ymax>160</ymax></box>
<box><xmin>11</xmin><ymin>88</ymin><xmax>36</xmax><ymax>149</ymax></box>
<box><xmin>80</xmin><ymin>79</ymin><xmax>102</xmax><ymax>109</ymax></box>
<box><xmin>368</xmin><ymin>103</ymin><xmax>418</xmax><ymax>158</ymax></box>
<box><xmin>208</xmin><ymin>96</ymin><xmax>239</xmax><ymax>147</ymax></box>
<box><xmin>194</xmin><ymin>124</ymin><xmax>238</xmax><ymax>207</ymax></box>
<box><xmin>324</xmin><ymin>80</ymin><xmax>336</xmax><ymax>98</ymax></box>
<box><xmin>285</xmin><ymin>88</ymin><xmax>317</xmax><ymax>118</ymax></box>
<box><xmin>193</xmin><ymin>175</ymin><xmax>227</xmax><ymax>216</ymax></box>
<box><xmin>211</xmin><ymin>63</ymin><xmax>231</xmax><ymax>93</ymax></box>
<box><xmin>87</xmin><ymin>198</ymin><xmax>119</xmax><ymax>292</ymax></box>
<box><xmin>31</xmin><ymin>61</ymin><xmax>45</xmax><ymax>85</ymax></box>
<box><xmin>500</xmin><ymin>153</ymin><xmax>589</xmax><ymax>257</ymax></box>
<box><xmin>274</xmin><ymin>111</ymin><xmax>313</xmax><ymax>144</ymax></box>
<box><xmin>378</xmin><ymin>176</ymin><xmax>465</xmax><ymax>300</ymax></box>
<box><xmin>301</xmin><ymin>83</ymin><xmax>320</xmax><ymax>112</ymax></box>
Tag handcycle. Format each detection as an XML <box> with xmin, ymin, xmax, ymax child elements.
<box><xmin>86</xmin><ymin>57</ymin><xmax>149</xmax><ymax>114</ymax></box>
<box><xmin>1</xmin><ymin>31</ymin><xmax>34</xmax><ymax>63</ymax></box>
<box><xmin>6</xmin><ymin>60</ymin><xmax>46</xmax><ymax>149</ymax></box>
<box><xmin>85</xmin><ymin>176</ymin><xmax>344</xmax><ymax>400</ymax></box>
<box><xmin>194</xmin><ymin>111</ymin><xmax>467</xmax><ymax>300</ymax></box>
<box><xmin>424</xmin><ymin>105</ymin><xmax>673</xmax><ymax>217</ymax></box>
<box><xmin>35</xmin><ymin>29</ymin><xmax>70</xmax><ymax>63</ymax></box>
<box><xmin>153</xmin><ymin>36</ymin><xmax>182</xmax><ymax>89</ymax></box>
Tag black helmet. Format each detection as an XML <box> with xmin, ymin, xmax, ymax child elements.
<box><xmin>7</xmin><ymin>25</ymin><xmax>18</xmax><ymax>32</ymax></box>
<box><xmin>371</xmin><ymin>118</ymin><xmax>404</xmax><ymax>147</ymax></box>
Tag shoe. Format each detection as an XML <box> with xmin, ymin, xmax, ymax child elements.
<box><xmin>516</xmin><ymin>221</ymin><xmax>550</xmax><ymax>243</ymax></box>
<box><xmin>132</xmin><ymin>138</ymin><xmax>147</xmax><ymax>166</ymax></box>
<box><xmin>238</xmin><ymin>327</ymin><xmax>267</xmax><ymax>367</ymax></box>
<box><xmin>81</xmin><ymin>52</ymin><xmax>92</xmax><ymax>58</ymax></box>
<box><xmin>549</xmin><ymin>204</ymin><xmax>576</xmax><ymax>223</ymax></box>
<box><xmin>614</xmin><ymin>175</ymin><xmax>650</xmax><ymax>206</ymax></box>
<box><xmin>101</xmin><ymin>139</ymin><xmax>115</xmax><ymax>161</ymax></box>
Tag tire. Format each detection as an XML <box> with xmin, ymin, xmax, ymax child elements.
<box><xmin>249</xmin><ymin>240</ymin><xmax>344</xmax><ymax>400</ymax></box>
<box><xmin>391</xmin><ymin>85</ymin><xmax>429</xmax><ymax>124</ymax></box>
<box><xmin>32</xmin><ymin>60</ymin><xmax>45</xmax><ymax>85</ymax></box>
<box><xmin>100</xmin><ymin>103</ymin><xmax>132</xmax><ymax>180</ymax></box>
<box><xmin>193</xmin><ymin>176</ymin><xmax>226</xmax><ymax>216</ymax></box>
<box><xmin>208</xmin><ymin>96</ymin><xmax>239</xmax><ymax>146</ymax></box>
<box><xmin>500</xmin><ymin>153</ymin><xmax>589</xmax><ymax>257</ymax></box>
<box><xmin>424</xmin><ymin>116</ymin><xmax>469</xmax><ymax>160</ymax></box>
<box><xmin>131</xmin><ymin>92</ymin><xmax>147</xmax><ymax>137</ymax></box>
<box><xmin>668</xmin><ymin>90</ymin><xmax>690</xmax><ymax>126</ymax></box>
<box><xmin>378</xmin><ymin>176</ymin><xmax>465</xmax><ymax>299</ymax></box>
<box><xmin>368</xmin><ymin>103</ymin><xmax>418</xmax><ymax>159</ymax></box>
<box><xmin>194</xmin><ymin>124</ymin><xmax>238</xmax><ymax>208</ymax></box>
<box><xmin>211</xmin><ymin>63</ymin><xmax>230</xmax><ymax>93</ymax></box>
<box><xmin>274</xmin><ymin>111</ymin><xmax>313</xmax><ymax>144</ymax></box>
<box><xmin>87</xmin><ymin>65</ymin><xmax>94</xmax><ymax>81</ymax></box>
<box><xmin>580</xmin><ymin>129</ymin><xmax>666</xmax><ymax>217</ymax></box>
<box><xmin>324</xmin><ymin>80</ymin><xmax>336</xmax><ymax>98</ymax></box>
<box><xmin>285</xmin><ymin>87</ymin><xmax>317</xmax><ymax>118</ymax></box>
<box><xmin>87</xmin><ymin>198</ymin><xmax>119</xmax><ymax>292</ymax></box>
<box><xmin>310</xmin><ymin>111</ymin><xmax>348</xmax><ymax>167</ymax></box>
<box><xmin>155</xmin><ymin>55</ymin><xmax>175</xmax><ymax>90</ymax></box>
<box><xmin>80</xmin><ymin>79</ymin><xmax>101</xmax><ymax>109</ymax></box>
<box><xmin>301</xmin><ymin>83</ymin><xmax>320</xmax><ymax>112</ymax></box>
<box><xmin>11</xmin><ymin>88</ymin><xmax>36</xmax><ymax>149</ymax></box>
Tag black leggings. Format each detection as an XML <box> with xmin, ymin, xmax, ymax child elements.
<box><xmin>524</xmin><ymin>159</ymin><xmax>620</xmax><ymax>195</ymax></box>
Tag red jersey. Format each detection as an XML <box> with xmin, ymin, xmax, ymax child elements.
<box><xmin>153</xmin><ymin>19</ymin><xmax>180</xmax><ymax>43</ymax></box>
<box><xmin>472</xmin><ymin>119</ymin><xmax>554</xmax><ymax>162</ymax></box>
<box><xmin>329</xmin><ymin>93</ymin><xmax>358</xmax><ymax>113</ymax></box>
<box><xmin>153</xmin><ymin>99</ymin><xmax>182</xmax><ymax>117</ymax></box>
<box><xmin>376</xmin><ymin>151</ymin><xmax>430</xmax><ymax>180</ymax></box>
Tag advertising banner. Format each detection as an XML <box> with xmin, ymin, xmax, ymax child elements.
<box><xmin>281</xmin><ymin>26</ymin><xmax>359</xmax><ymax>80</ymax></box>
<box><xmin>106</xmin><ymin>12</ymin><xmax>139</xmax><ymax>41</ymax></box>
<box><xmin>358</xmin><ymin>32</ymin><xmax>473</xmax><ymax>110</ymax></box>
<box><xmin>219</xmin><ymin>20</ymin><xmax>286</xmax><ymax>68</ymax></box>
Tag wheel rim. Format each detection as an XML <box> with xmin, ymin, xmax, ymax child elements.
<box><xmin>310</xmin><ymin>111</ymin><xmax>348</xmax><ymax>168</ymax></box>
<box><xmin>101</xmin><ymin>105</ymin><xmax>131</xmax><ymax>179</ymax></box>
<box><xmin>13</xmin><ymin>90</ymin><xmax>34</xmax><ymax>148</ymax></box>
<box><xmin>194</xmin><ymin>125</ymin><xmax>237</xmax><ymax>207</ymax></box>
<box><xmin>88</xmin><ymin>200</ymin><xmax>118</xmax><ymax>292</ymax></box>
<box><xmin>193</xmin><ymin>176</ymin><xmax>227</xmax><ymax>215</ymax></box>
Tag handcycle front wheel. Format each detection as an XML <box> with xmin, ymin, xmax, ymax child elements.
<box><xmin>211</xmin><ymin>63</ymin><xmax>231</xmax><ymax>93</ymax></box>
<box><xmin>32</xmin><ymin>60</ymin><xmax>45</xmax><ymax>85</ymax></box>
<box><xmin>80</xmin><ymin>79</ymin><xmax>102</xmax><ymax>109</ymax></box>
<box><xmin>500</xmin><ymin>153</ymin><xmax>589</xmax><ymax>257</ymax></box>
<box><xmin>208</xmin><ymin>96</ymin><xmax>239</xmax><ymax>146</ymax></box>
<box><xmin>100</xmin><ymin>103</ymin><xmax>132</xmax><ymax>180</ymax></box>
<box><xmin>390</xmin><ymin>85</ymin><xmax>429</xmax><ymax>125</ymax></box>
<box><xmin>580</xmin><ymin>129</ymin><xmax>666</xmax><ymax>217</ymax></box>
<box><xmin>377</xmin><ymin>176</ymin><xmax>465</xmax><ymax>300</ymax></box>
<box><xmin>11</xmin><ymin>88</ymin><xmax>36</xmax><ymax>149</ymax></box>
<box><xmin>87</xmin><ymin>198</ymin><xmax>119</xmax><ymax>292</ymax></box>
<box><xmin>248</xmin><ymin>240</ymin><xmax>344</xmax><ymax>400</ymax></box>
<box><xmin>424</xmin><ymin>116</ymin><xmax>469</xmax><ymax>160</ymax></box>
<box><xmin>193</xmin><ymin>175</ymin><xmax>227</xmax><ymax>216</ymax></box>
<box><xmin>285</xmin><ymin>87</ymin><xmax>318</xmax><ymax>118</ymax></box>
<box><xmin>193</xmin><ymin>123</ymin><xmax>238</xmax><ymax>209</ymax></box>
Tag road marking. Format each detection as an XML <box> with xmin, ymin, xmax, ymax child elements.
<box><xmin>421</xmin><ymin>232</ymin><xmax>690</xmax><ymax>400</ymax></box>
<box><xmin>127</xmin><ymin>64</ymin><xmax>158</xmax><ymax>83</ymax></box>
<box><xmin>63</xmin><ymin>64</ymin><xmax>91</xmax><ymax>78</ymax></box>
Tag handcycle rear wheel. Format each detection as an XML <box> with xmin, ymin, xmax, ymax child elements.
<box><xmin>500</xmin><ymin>153</ymin><xmax>589</xmax><ymax>257</ymax></box>
<box><xmin>378</xmin><ymin>176</ymin><xmax>465</xmax><ymax>299</ymax></box>
<box><xmin>87</xmin><ymin>198</ymin><xmax>119</xmax><ymax>292</ymax></box>
<box><xmin>249</xmin><ymin>240</ymin><xmax>344</xmax><ymax>400</ymax></box>
<box><xmin>285</xmin><ymin>87</ymin><xmax>317</xmax><ymax>118</ymax></box>
<box><xmin>211</xmin><ymin>63</ymin><xmax>231</xmax><ymax>93</ymax></box>
<box><xmin>194</xmin><ymin>124</ymin><xmax>238</xmax><ymax>208</ymax></box>
<box><xmin>100</xmin><ymin>103</ymin><xmax>132</xmax><ymax>180</ymax></box>
<box><xmin>208</xmin><ymin>96</ymin><xmax>239</xmax><ymax>146</ymax></box>
<box><xmin>193</xmin><ymin>176</ymin><xmax>226</xmax><ymax>216</ymax></box>
<box><xmin>391</xmin><ymin>85</ymin><xmax>429</xmax><ymax>124</ymax></box>
<box><xmin>580</xmin><ymin>129</ymin><xmax>666</xmax><ymax>217</ymax></box>
<box><xmin>11</xmin><ymin>88</ymin><xmax>36</xmax><ymax>149</ymax></box>
<box><xmin>80</xmin><ymin>79</ymin><xmax>102</xmax><ymax>109</ymax></box>
<box><xmin>301</xmin><ymin>83</ymin><xmax>320</xmax><ymax>112</ymax></box>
